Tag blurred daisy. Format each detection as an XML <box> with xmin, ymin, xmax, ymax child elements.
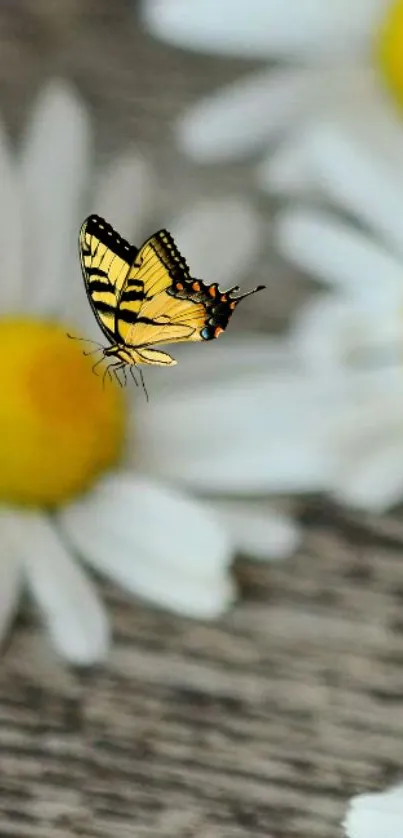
<box><xmin>142</xmin><ymin>0</ymin><xmax>403</xmax><ymax>192</ymax></box>
<box><xmin>0</xmin><ymin>78</ymin><xmax>306</xmax><ymax>666</ymax></box>
<box><xmin>275</xmin><ymin>116</ymin><xmax>403</xmax><ymax>512</ymax></box>
<box><xmin>344</xmin><ymin>783</ymin><xmax>403</xmax><ymax>838</ymax></box>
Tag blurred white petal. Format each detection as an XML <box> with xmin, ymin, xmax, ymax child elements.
<box><xmin>303</xmin><ymin>117</ymin><xmax>403</xmax><ymax>258</ymax></box>
<box><xmin>169</xmin><ymin>198</ymin><xmax>263</xmax><ymax>286</ymax></box>
<box><xmin>213</xmin><ymin>500</ymin><xmax>301</xmax><ymax>560</ymax></box>
<box><xmin>344</xmin><ymin>784</ymin><xmax>403</xmax><ymax>838</ymax></box>
<box><xmin>91</xmin><ymin>150</ymin><xmax>156</xmax><ymax>242</ymax></box>
<box><xmin>21</xmin><ymin>80</ymin><xmax>91</xmax><ymax>316</ymax></box>
<box><xmin>143</xmin><ymin>0</ymin><xmax>385</xmax><ymax>60</ymax></box>
<box><xmin>0</xmin><ymin>510</ymin><xmax>23</xmax><ymax>644</ymax></box>
<box><xmin>334</xmin><ymin>444</ymin><xmax>403</xmax><ymax>512</ymax></box>
<box><xmin>176</xmin><ymin>68</ymin><xmax>317</xmax><ymax>162</ymax></box>
<box><xmin>333</xmin><ymin>416</ymin><xmax>403</xmax><ymax>512</ymax></box>
<box><xmin>259</xmin><ymin>135</ymin><xmax>316</xmax><ymax>195</ymax></box>
<box><xmin>144</xmin><ymin>335</ymin><xmax>295</xmax><ymax>397</ymax></box>
<box><xmin>290</xmin><ymin>295</ymin><xmax>403</xmax><ymax>372</ymax></box>
<box><xmin>0</xmin><ymin>124</ymin><xmax>24</xmax><ymax>310</ymax></box>
<box><xmin>277</xmin><ymin>208</ymin><xmax>403</xmax><ymax>297</ymax></box>
<box><xmin>59</xmin><ymin>474</ymin><xmax>235</xmax><ymax>619</ymax></box>
<box><xmin>135</xmin><ymin>373</ymin><xmax>335</xmax><ymax>493</ymax></box>
<box><xmin>8</xmin><ymin>510</ymin><xmax>109</xmax><ymax>665</ymax></box>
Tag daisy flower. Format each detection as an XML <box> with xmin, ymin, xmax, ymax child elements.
<box><xmin>141</xmin><ymin>0</ymin><xmax>403</xmax><ymax>192</ymax></box>
<box><xmin>0</xmin><ymin>77</ymin><xmax>305</xmax><ymax>666</ymax></box>
<box><xmin>344</xmin><ymin>783</ymin><xmax>403</xmax><ymax>838</ymax></box>
<box><xmin>274</xmin><ymin>113</ymin><xmax>403</xmax><ymax>513</ymax></box>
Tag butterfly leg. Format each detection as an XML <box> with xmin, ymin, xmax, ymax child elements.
<box><xmin>104</xmin><ymin>362</ymin><xmax>126</xmax><ymax>388</ymax></box>
<box><xmin>102</xmin><ymin>363</ymin><xmax>114</xmax><ymax>390</ymax></box>
<box><xmin>129</xmin><ymin>365</ymin><xmax>139</xmax><ymax>388</ymax></box>
<box><xmin>138</xmin><ymin>367</ymin><xmax>149</xmax><ymax>402</ymax></box>
<box><xmin>113</xmin><ymin>365</ymin><xmax>125</xmax><ymax>388</ymax></box>
<box><xmin>92</xmin><ymin>355</ymin><xmax>106</xmax><ymax>376</ymax></box>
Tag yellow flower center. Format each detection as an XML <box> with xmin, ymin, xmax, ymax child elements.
<box><xmin>377</xmin><ymin>0</ymin><xmax>403</xmax><ymax>107</ymax></box>
<box><xmin>0</xmin><ymin>318</ymin><xmax>125</xmax><ymax>507</ymax></box>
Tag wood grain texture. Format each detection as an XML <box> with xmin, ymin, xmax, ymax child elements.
<box><xmin>0</xmin><ymin>4</ymin><xmax>402</xmax><ymax>838</ymax></box>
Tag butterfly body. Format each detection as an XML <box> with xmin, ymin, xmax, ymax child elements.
<box><xmin>79</xmin><ymin>214</ymin><xmax>265</xmax><ymax>372</ymax></box>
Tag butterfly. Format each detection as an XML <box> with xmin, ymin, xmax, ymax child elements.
<box><xmin>76</xmin><ymin>214</ymin><xmax>265</xmax><ymax>393</ymax></box>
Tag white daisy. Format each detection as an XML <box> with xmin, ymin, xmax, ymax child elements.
<box><xmin>141</xmin><ymin>0</ymin><xmax>403</xmax><ymax>191</ymax></box>
<box><xmin>344</xmin><ymin>783</ymin><xmax>403</xmax><ymax>838</ymax></box>
<box><xmin>274</xmin><ymin>115</ymin><xmax>403</xmax><ymax>513</ymax></box>
<box><xmin>0</xmin><ymin>77</ymin><xmax>307</xmax><ymax>665</ymax></box>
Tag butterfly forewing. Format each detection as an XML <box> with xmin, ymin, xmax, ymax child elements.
<box><xmin>79</xmin><ymin>214</ymin><xmax>139</xmax><ymax>341</ymax></box>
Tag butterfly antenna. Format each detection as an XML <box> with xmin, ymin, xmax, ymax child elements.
<box><xmin>67</xmin><ymin>333</ymin><xmax>105</xmax><ymax>356</ymax></box>
<box><xmin>139</xmin><ymin>367</ymin><xmax>149</xmax><ymax>402</ymax></box>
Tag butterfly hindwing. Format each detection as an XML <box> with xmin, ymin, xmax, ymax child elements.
<box><xmin>79</xmin><ymin>214</ymin><xmax>139</xmax><ymax>341</ymax></box>
<box><xmin>123</xmin><ymin>253</ymin><xmax>265</xmax><ymax>351</ymax></box>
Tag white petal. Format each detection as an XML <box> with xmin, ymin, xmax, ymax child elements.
<box><xmin>259</xmin><ymin>135</ymin><xmax>316</xmax><ymax>195</ymax></box>
<box><xmin>143</xmin><ymin>0</ymin><xmax>386</xmax><ymax>60</ymax></box>
<box><xmin>169</xmin><ymin>198</ymin><xmax>263</xmax><ymax>286</ymax></box>
<box><xmin>277</xmin><ymin>208</ymin><xmax>403</xmax><ymax>297</ymax></box>
<box><xmin>176</xmin><ymin>68</ymin><xmax>318</xmax><ymax>162</ymax></box>
<box><xmin>333</xmin><ymin>436</ymin><xmax>403</xmax><ymax>512</ymax></box>
<box><xmin>135</xmin><ymin>373</ymin><xmax>335</xmax><ymax>493</ymax></box>
<box><xmin>344</xmin><ymin>784</ymin><xmax>403</xmax><ymax>838</ymax></box>
<box><xmin>0</xmin><ymin>510</ymin><xmax>23</xmax><ymax>643</ymax></box>
<box><xmin>212</xmin><ymin>500</ymin><xmax>301</xmax><ymax>560</ymax></box>
<box><xmin>90</xmin><ymin>150</ymin><xmax>155</xmax><ymax>242</ymax></box>
<box><xmin>58</xmin><ymin>474</ymin><xmax>235</xmax><ymax>619</ymax></box>
<box><xmin>290</xmin><ymin>294</ymin><xmax>403</xmax><ymax>372</ymax></box>
<box><xmin>144</xmin><ymin>335</ymin><xmax>295</xmax><ymax>397</ymax></box>
<box><xmin>303</xmin><ymin>116</ymin><xmax>403</xmax><ymax>258</ymax></box>
<box><xmin>20</xmin><ymin>80</ymin><xmax>91</xmax><ymax>316</ymax></box>
<box><xmin>4</xmin><ymin>510</ymin><xmax>108</xmax><ymax>665</ymax></box>
<box><xmin>0</xmin><ymin>124</ymin><xmax>24</xmax><ymax>310</ymax></box>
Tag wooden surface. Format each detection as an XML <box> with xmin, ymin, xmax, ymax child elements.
<box><xmin>1</xmin><ymin>4</ymin><xmax>403</xmax><ymax>838</ymax></box>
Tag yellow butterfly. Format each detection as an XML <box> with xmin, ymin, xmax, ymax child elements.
<box><xmin>77</xmin><ymin>214</ymin><xmax>265</xmax><ymax>390</ymax></box>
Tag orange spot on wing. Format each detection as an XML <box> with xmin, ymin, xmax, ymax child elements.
<box><xmin>230</xmin><ymin>302</ymin><xmax>236</xmax><ymax>310</ymax></box>
<box><xmin>209</xmin><ymin>285</ymin><xmax>217</xmax><ymax>297</ymax></box>
<box><xmin>221</xmin><ymin>294</ymin><xmax>227</xmax><ymax>301</ymax></box>
<box><xmin>192</xmin><ymin>281</ymin><xmax>201</xmax><ymax>291</ymax></box>
<box><xmin>214</xmin><ymin>326</ymin><xmax>224</xmax><ymax>338</ymax></box>
<box><xmin>176</xmin><ymin>282</ymin><xmax>184</xmax><ymax>291</ymax></box>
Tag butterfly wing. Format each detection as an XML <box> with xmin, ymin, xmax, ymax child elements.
<box><xmin>115</xmin><ymin>228</ymin><xmax>193</xmax><ymax>349</ymax></box>
<box><xmin>79</xmin><ymin>214</ymin><xmax>138</xmax><ymax>343</ymax></box>
<box><xmin>117</xmin><ymin>228</ymin><xmax>265</xmax><ymax>359</ymax></box>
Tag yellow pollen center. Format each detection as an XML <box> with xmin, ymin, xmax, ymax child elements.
<box><xmin>0</xmin><ymin>318</ymin><xmax>125</xmax><ymax>507</ymax></box>
<box><xmin>377</xmin><ymin>0</ymin><xmax>403</xmax><ymax>107</ymax></box>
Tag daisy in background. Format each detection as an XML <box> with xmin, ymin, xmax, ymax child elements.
<box><xmin>273</xmin><ymin>111</ymin><xmax>403</xmax><ymax>514</ymax></box>
<box><xmin>141</xmin><ymin>0</ymin><xmax>403</xmax><ymax>193</ymax></box>
<box><xmin>142</xmin><ymin>0</ymin><xmax>403</xmax><ymax>517</ymax></box>
<box><xmin>344</xmin><ymin>782</ymin><xmax>403</xmax><ymax>837</ymax></box>
<box><xmin>0</xmin><ymin>77</ymin><xmax>314</xmax><ymax>667</ymax></box>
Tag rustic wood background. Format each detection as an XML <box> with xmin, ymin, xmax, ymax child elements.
<box><xmin>1</xmin><ymin>3</ymin><xmax>403</xmax><ymax>838</ymax></box>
